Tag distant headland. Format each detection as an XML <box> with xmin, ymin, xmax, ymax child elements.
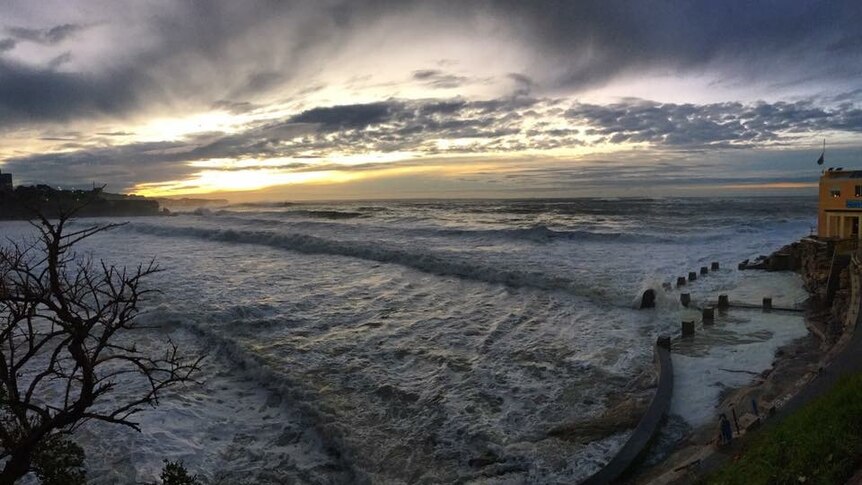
<box><xmin>0</xmin><ymin>169</ymin><xmax>223</xmax><ymax>220</ymax></box>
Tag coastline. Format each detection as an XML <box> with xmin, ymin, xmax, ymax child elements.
<box><xmin>633</xmin><ymin>237</ymin><xmax>860</xmax><ymax>483</ymax></box>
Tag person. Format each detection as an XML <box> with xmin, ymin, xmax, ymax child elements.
<box><xmin>719</xmin><ymin>413</ymin><xmax>733</xmax><ymax>445</ymax></box>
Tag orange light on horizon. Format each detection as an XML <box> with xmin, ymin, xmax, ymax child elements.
<box><xmin>718</xmin><ymin>182</ymin><xmax>817</xmax><ymax>190</ymax></box>
<box><xmin>132</xmin><ymin>169</ymin><xmax>354</xmax><ymax>197</ymax></box>
<box><xmin>130</xmin><ymin>160</ymin><xmax>504</xmax><ymax>198</ymax></box>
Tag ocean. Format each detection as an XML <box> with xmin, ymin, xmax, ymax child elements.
<box><xmin>1</xmin><ymin>196</ymin><xmax>816</xmax><ymax>483</ymax></box>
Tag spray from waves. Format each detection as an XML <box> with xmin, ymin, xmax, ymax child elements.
<box><xmin>629</xmin><ymin>276</ymin><xmax>690</xmax><ymax>316</ymax></box>
<box><xmin>428</xmin><ymin>225</ymin><xmax>729</xmax><ymax>244</ymax></box>
<box><xmin>140</xmin><ymin>309</ymin><xmax>367</xmax><ymax>484</ymax></box>
<box><xmin>121</xmin><ymin>222</ymin><xmax>628</xmax><ymax>305</ymax></box>
<box><xmin>280</xmin><ymin>210</ymin><xmax>367</xmax><ymax>219</ymax></box>
<box><xmin>217</xmin><ymin>208</ymin><xmax>368</xmax><ymax>220</ymax></box>
<box><xmin>176</xmin><ymin>206</ymin><xmax>370</xmax><ymax>220</ymax></box>
<box><xmin>229</xmin><ymin>201</ymin><xmax>298</xmax><ymax>208</ymax></box>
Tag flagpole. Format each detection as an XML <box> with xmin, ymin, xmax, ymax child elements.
<box><xmin>817</xmin><ymin>138</ymin><xmax>826</xmax><ymax>167</ymax></box>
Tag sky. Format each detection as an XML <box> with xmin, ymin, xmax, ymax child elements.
<box><xmin>1</xmin><ymin>0</ymin><xmax>861</xmax><ymax>201</ymax></box>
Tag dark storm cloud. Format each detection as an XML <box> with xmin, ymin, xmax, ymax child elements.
<box><xmin>0</xmin><ymin>2</ymin><xmax>346</xmax><ymax>127</ymax></box>
<box><xmin>412</xmin><ymin>69</ymin><xmax>470</xmax><ymax>89</ymax></box>
<box><xmin>567</xmin><ymin>99</ymin><xmax>862</xmax><ymax>148</ymax></box>
<box><xmin>6</xmin><ymin>23</ymin><xmax>86</xmax><ymax>45</ymax></box>
<box><xmin>259</xmin><ymin>97</ymin><xmax>547</xmax><ymax>154</ymax></box>
<box><xmin>0</xmin><ymin>38</ymin><xmax>15</xmax><ymax>52</ymax></box>
<box><xmin>496</xmin><ymin>0</ymin><xmax>862</xmax><ymax>89</ymax></box>
<box><xmin>0</xmin><ymin>0</ymin><xmax>860</xmax><ymax>130</ymax></box>
<box><xmin>0</xmin><ymin>57</ymin><xmax>144</xmax><ymax>123</ymax></box>
<box><xmin>507</xmin><ymin>73</ymin><xmax>535</xmax><ymax>96</ymax></box>
<box><xmin>1</xmin><ymin>140</ymin><xmax>199</xmax><ymax>189</ymax></box>
<box><xmin>47</xmin><ymin>51</ymin><xmax>72</xmax><ymax>69</ymax></box>
<box><xmin>289</xmin><ymin>102</ymin><xmax>395</xmax><ymax>130</ymax></box>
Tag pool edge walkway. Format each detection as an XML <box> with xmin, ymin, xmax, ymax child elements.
<box><xmin>581</xmin><ymin>339</ymin><xmax>674</xmax><ymax>485</ymax></box>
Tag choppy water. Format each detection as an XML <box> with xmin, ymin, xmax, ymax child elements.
<box><xmin>0</xmin><ymin>197</ymin><xmax>816</xmax><ymax>484</ymax></box>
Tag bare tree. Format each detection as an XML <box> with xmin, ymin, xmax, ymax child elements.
<box><xmin>0</xmin><ymin>211</ymin><xmax>202</xmax><ymax>483</ymax></box>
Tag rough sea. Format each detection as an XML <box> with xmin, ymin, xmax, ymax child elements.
<box><xmin>0</xmin><ymin>196</ymin><xmax>817</xmax><ymax>484</ymax></box>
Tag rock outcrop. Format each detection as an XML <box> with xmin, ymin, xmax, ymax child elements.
<box><xmin>767</xmin><ymin>237</ymin><xmax>853</xmax><ymax>341</ymax></box>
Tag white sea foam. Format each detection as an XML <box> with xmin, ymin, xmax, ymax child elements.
<box><xmin>670</xmin><ymin>300</ymin><xmax>810</xmax><ymax>427</ymax></box>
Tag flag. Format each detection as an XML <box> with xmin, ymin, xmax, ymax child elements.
<box><xmin>817</xmin><ymin>151</ymin><xmax>824</xmax><ymax>165</ymax></box>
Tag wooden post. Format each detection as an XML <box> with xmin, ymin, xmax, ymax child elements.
<box><xmin>711</xmin><ymin>262</ymin><xmax>720</xmax><ymax>271</ymax></box>
<box><xmin>640</xmin><ymin>289</ymin><xmax>656</xmax><ymax>309</ymax></box>
<box><xmin>680</xmin><ymin>293</ymin><xmax>691</xmax><ymax>307</ymax></box>
<box><xmin>700</xmin><ymin>266</ymin><xmax>709</xmax><ymax>275</ymax></box>
<box><xmin>718</xmin><ymin>294</ymin><xmax>729</xmax><ymax>309</ymax></box>
<box><xmin>656</xmin><ymin>335</ymin><xmax>672</xmax><ymax>349</ymax></box>
<box><xmin>681</xmin><ymin>320</ymin><xmax>695</xmax><ymax>337</ymax></box>
<box><xmin>688</xmin><ymin>271</ymin><xmax>697</xmax><ymax>282</ymax></box>
<box><xmin>762</xmin><ymin>297</ymin><xmax>773</xmax><ymax>311</ymax></box>
<box><xmin>702</xmin><ymin>306</ymin><xmax>715</xmax><ymax>323</ymax></box>
<box><xmin>676</xmin><ymin>276</ymin><xmax>686</xmax><ymax>287</ymax></box>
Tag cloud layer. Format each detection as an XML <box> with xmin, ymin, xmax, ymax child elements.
<box><xmin>1</xmin><ymin>1</ymin><xmax>861</xmax><ymax>197</ymax></box>
<box><xmin>1</xmin><ymin>1</ymin><xmax>861</xmax><ymax>128</ymax></box>
<box><xmin>5</xmin><ymin>95</ymin><xmax>862</xmax><ymax>191</ymax></box>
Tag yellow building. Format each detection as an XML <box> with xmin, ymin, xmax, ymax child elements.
<box><xmin>818</xmin><ymin>169</ymin><xmax>862</xmax><ymax>239</ymax></box>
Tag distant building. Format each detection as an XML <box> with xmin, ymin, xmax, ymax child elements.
<box><xmin>0</xmin><ymin>170</ymin><xmax>11</xmax><ymax>192</ymax></box>
<box><xmin>818</xmin><ymin>169</ymin><xmax>862</xmax><ymax>238</ymax></box>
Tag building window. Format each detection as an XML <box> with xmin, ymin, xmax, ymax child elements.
<box><xmin>831</xmin><ymin>187</ymin><xmax>841</xmax><ymax>198</ymax></box>
<box><xmin>855</xmin><ymin>185</ymin><xmax>862</xmax><ymax>197</ymax></box>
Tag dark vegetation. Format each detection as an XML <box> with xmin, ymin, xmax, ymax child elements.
<box><xmin>708</xmin><ymin>371</ymin><xmax>862</xmax><ymax>485</ymax></box>
<box><xmin>0</xmin><ymin>186</ymin><xmax>161</xmax><ymax>220</ymax></box>
<box><xmin>157</xmin><ymin>460</ymin><xmax>203</xmax><ymax>485</ymax></box>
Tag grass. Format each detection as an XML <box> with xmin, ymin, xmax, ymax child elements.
<box><xmin>707</xmin><ymin>372</ymin><xmax>862</xmax><ymax>485</ymax></box>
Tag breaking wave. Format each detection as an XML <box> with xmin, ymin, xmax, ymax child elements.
<box><xmin>188</xmin><ymin>212</ymin><xmax>721</xmax><ymax>245</ymax></box>
<box><xmin>228</xmin><ymin>201</ymin><xmax>298</xmax><ymax>208</ymax></box>
<box><xmin>218</xmin><ymin>208</ymin><xmax>368</xmax><ymax>219</ymax></box>
<box><xmin>143</xmin><ymin>311</ymin><xmax>365</xmax><ymax>483</ymax></box>
<box><xmin>122</xmin><ymin>222</ymin><xmax>620</xmax><ymax>302</ymax></box>
<box><xmin>431</xmin><ymin>225</ymin><xmax>680</xmax><ymax>243</ymax></box>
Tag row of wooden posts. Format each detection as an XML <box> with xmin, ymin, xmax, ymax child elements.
<box><xmin>660</xmin><ymin>261</ymin><xmax>721</xmax><ymax>292</ymax></box>
<box><xmin>669</xmin><ymin>260</ymin><xmax>780</xmax><ymax>337</ymax></box>
<box><xmin>641</xmin><ymin>260</ymin><xmax>781</xmax><ymax>337</ymax></box>
<box><xmin>680</xmin><ymin>295</ymin><xmax>775</xmax><ymax>337</ymax></box>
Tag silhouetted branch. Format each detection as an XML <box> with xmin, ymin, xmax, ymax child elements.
<box><xmin>0</xmin><ymin>211</ymin><xmax>202</xmax><ymax>483</ymax></box>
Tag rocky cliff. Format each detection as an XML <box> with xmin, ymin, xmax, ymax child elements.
<box><xmin>770</xmin><ymin>237</ymin><xmax>854</xmax><ymax>341</ymax></box>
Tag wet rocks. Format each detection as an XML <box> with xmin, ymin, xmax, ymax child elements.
<box><xmin>468</xmin><ymin>450</ymin><xmax>500</xmax><ymax>468</ymax></box>
<box><xmin>375</xmin><ymin>384</ymin><xmax>420</xmax><ymax>404</ymax></box>
<box><xmin>757</xmin><ymin>237</ymin><xmax>854</xmax><ymax>341</ymax></box>
<box><xmin>547</xmin><ymin>396</ymin><xmax>650</xmax><ymax>443</ymax></box>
